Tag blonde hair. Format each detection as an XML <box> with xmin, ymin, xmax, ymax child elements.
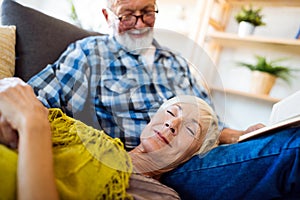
<box><xmin>159</xmin><ymin>95</ymin><xmax>220</xmax><ymax>157</ymax></box>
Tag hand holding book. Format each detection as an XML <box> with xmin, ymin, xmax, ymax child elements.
<box><xmin>238</xmin><ymin>90</ymin><xmax>300</xmax><ymax>142</ymax></box>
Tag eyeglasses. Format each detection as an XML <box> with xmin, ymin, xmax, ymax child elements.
<box><xmin>118</xmin><ymin>10</ymin><xmax>158</xmax><ymax>28</ymax></box>
<box><xmin>108</xmin><ymin>7</ymin><xmax>159</xmax><ymax>28</ymax></box>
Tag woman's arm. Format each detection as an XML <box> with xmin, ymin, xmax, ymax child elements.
<box><xmin>17</xmin><ymin>110</ymin><xmax>58</xmax><ymax>200</ymax></box>
<box><xmin>0</xmin><ymin>78</ymin><xmax>59</xmax><ymax>200</ymax></box>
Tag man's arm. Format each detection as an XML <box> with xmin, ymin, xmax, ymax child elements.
<box><xmin>27</xmin><ymin>40</ymin><xmax>90</xmax><ymax>114</ymax></box>
<box><xmin>219</xmin><ymin>123</ymin><xmax>265</xmax><ymax>144</ymax></box>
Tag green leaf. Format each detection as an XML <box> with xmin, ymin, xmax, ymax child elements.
<box><xmin>236</xmin><ymin>55</ymin><xmax>298</xmax><ymax>84</ymax></box>
<box><xmin>235</xmin><ymin>5</ymin><xmax>266</xmax><ymax>26</ymax></box>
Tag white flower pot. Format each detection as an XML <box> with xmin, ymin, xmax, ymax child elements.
<box><xmin>238</xmin><ymin>21</ymin><xmax>255</xmax><ymax>37</ymax></box>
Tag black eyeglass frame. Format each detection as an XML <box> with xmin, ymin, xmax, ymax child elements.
<box><xmin>117</xmin><ymin>9</ymin><xmax>159</xmax><ymax>27</ymax></box>
<box><xmin>107</xmin><ymin>4</ymin><xmax>159</xmax><ymax>28</ymax></box>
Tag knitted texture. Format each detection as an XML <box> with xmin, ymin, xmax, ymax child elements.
<box><xmin>0</xmin><ymin>108</ymin><xmax>133</xmax><ymax>200</ymax></box>
<box><xmin>49</xmin><ymin>108</ymin><xmax>133</xmax><ymax>199</ymax></box>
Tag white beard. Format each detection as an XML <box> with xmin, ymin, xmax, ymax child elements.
<box><xmin>111</xmin><ymin>21</ymin><xmax>154</xmax><ymax>53</ymax></box>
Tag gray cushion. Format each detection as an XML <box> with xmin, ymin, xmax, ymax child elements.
<box><xmin>1</xmin><ymin>0</ymin><xmax>102</xmax><ymax>81</ymax></box>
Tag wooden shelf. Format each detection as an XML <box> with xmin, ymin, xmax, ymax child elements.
<box><xmin>208</xmin><ymin>32</ymin><xmax>300</xmax><ymax>54</ymax></box>
<box><xmin>211</xmin><ymin>87</ymin><xmax>281</xmax><ymax>103</ymax></box>
<box><xmin>222</xmin><ymin>0</ymin><xmax>300</xmax><ymax>7</ymax></box>
<box><xmin>196</xmin><ymin>0</ymin><xmax>300</xmax><ymax>128</ymax></box>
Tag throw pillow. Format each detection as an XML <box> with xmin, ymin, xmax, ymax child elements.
<box><xmin>0</xmin><ymin>25</ymin><xmax>16</xmax><ymax>79</ymax></box>
<box><xmin>1</xmin><ymin>0</ymin><xmax>102</xmax><ymax>81</ymax></box>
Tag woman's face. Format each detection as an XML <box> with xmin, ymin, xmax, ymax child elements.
<box><xmin>140</xmin><ymin>102</ymin><xmax>204</xmax><ymax>159</ymax></box>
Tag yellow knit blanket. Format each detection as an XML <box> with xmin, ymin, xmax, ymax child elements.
<box><xmin>0</xmin><ymin>108</ymin><xmax>133</xmax><ymax>200</ymax></box>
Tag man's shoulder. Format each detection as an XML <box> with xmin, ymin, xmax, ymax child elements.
<box><xmin>75</xmin><ymin>34</ymin><xmax>110</xmax><ymax>45</ymax></box>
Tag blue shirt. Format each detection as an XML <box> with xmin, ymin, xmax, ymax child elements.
<box><xmin>28</xmin><ymin>35</ymin><xmax>224</xmax><ymax>149</ymax></box>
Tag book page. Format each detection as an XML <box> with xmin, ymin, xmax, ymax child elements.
<box><xmin>269</xmin><ymin>90</ymin><xmax>300</xmax><ymax>125</ymax></box>
<box><xmin>238</xmin><ymin>116</ymin><xmax>300</xmax><ymax>142</ymax></box>
<box><xmin>238</xmin><ymin>90</ymin><xmax>300</xmax><ymax>142</ymax></box>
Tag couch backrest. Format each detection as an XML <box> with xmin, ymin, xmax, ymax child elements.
<box><xmin>1</xmin><ymin>0</ymin><xmax>102</xmax><ymax>81</ymax></box>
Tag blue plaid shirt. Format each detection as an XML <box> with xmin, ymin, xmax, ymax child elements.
<box><xmin>28</xmin><ymin>35</ymin><xmax>224</xmax><ymax>150</ymax></box>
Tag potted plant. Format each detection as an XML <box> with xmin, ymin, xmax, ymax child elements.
<box><xmin>237</xmin><ymin>55</ymin><xmax>295</xmax><ymax>95</ymax></box>
<box><xmin>235</xmin><ymin>5</ymin><xmax>266</xmax><ymax>37</ymax></box>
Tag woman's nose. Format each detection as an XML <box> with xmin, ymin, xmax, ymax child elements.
<box><xmin>165</xmin><ymin>117</ymin><xmax>181</xmax><ymax>134</ymax></box>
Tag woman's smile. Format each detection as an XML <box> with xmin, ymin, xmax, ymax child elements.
<box><xmin>154</xmin><ymin>130</ymin><xmax>170</xmax><ymax>145</ymax></box>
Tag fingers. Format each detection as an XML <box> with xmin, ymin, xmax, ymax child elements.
<box><xmin>255</xmin><ymin>123</ymin><xmax>266</xmax><ymax>129</ymax></box>
<box><xmin>0</xmin><ymin>77</ymin><xmax>26</xmax><ymax>92</ymax></box>
<box><xmin>244</xmin><ymin>123</ymin><xmax>266</xmax><ymax>133</ymax></box>
<box><xmin>0</xmin><ymin>77</ymin><xmax>45</xmax><ymax>131</ymax></box>
<box><xmin>0</xmin><ymin>115</ymin><xmax>18</xmax><ymax>149</ymax></box>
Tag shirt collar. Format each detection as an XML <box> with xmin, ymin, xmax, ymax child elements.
<box><xmin>108</xmin><ymin>35</ymin><xmax>173</xmax><ymax>58</ymax></box>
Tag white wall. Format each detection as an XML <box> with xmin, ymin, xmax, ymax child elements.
<box><xmin>6</xmin><ymin>0</ymin><xmax>199</xmax><ymax>35</ymax></box>
<box><xmin>11</xmin><ymin>0</ymin><xmax>109</xmax><ymax>32</ymax></box>
<box><xmin>214</xmin><ymin>6</ymin><xmax>300</xmax><ymax>129</ymax></box>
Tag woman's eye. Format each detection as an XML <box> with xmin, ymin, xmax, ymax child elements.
<box><xmin>186</xmin><ymin>127</ymin><xmax>195</xmax><ymax>136</ymax></box>
<box><xmin>167</xmin><ymin>110</ymin><xmax>175</xmax><ymax>117</ymax></box>
<box><xmin>184</xmin><ymin>122</ymin><xmax>199</xmax><ymax>137</ymax></box>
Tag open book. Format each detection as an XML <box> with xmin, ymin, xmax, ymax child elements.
<box><xmin>238</xmin><ymin>90</ymin><xmax>300</xmax><ymax>142</ymax></box>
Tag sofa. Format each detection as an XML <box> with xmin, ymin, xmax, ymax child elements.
<box><xmin>2</xmin><ymin>1</ymin><xmax>300</xmax><ymax>199</ymax></box>
<box><xmin>0</xmin><ymin>0</ymin><xmax>214</xmax><ymax>82</ymax></box>
<box><xmin>1</xmin><ymin>0</ymin><xmax>102</xmax><ymax>82</ymax></box>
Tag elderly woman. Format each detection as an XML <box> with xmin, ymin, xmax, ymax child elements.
<box><xmin>0</xmin><ymin>78</ymin><xmax>219</xmax><ymax>200</ymax></box>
